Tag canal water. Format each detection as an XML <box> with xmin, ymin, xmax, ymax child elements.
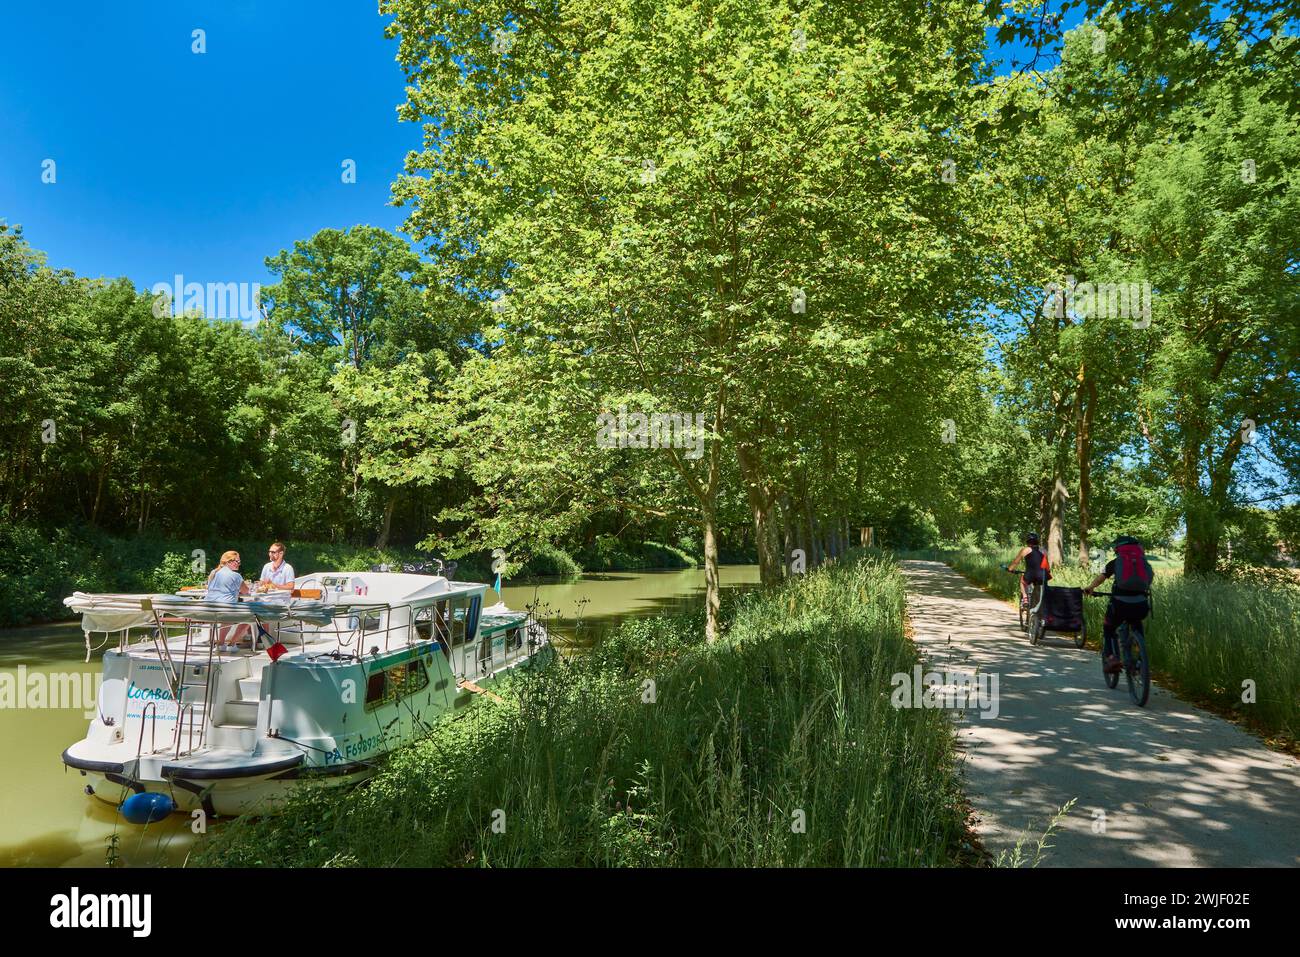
<box><xmin>0</xmin><ymin>565</ymin><xmax>759</xmax><ymax>867</ymax></box>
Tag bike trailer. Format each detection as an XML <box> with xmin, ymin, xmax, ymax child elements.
<box><xmin>1039</xmin><ymin>585</ymin><xmax>1085</xmax><ymax>632</ymax></box>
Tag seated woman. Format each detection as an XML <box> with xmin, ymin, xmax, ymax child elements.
<box><xmin>206</xmin><ymin>550</ymin><xmax>251</xmax><ymax>650</ymax></box>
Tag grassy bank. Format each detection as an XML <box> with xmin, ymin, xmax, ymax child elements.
<box><xmin>195</xmin><ymin>553</ymin><xmax>970</xmax><ymax>867</ymax></box>
<box><xmin>924</xmin><ymin>548</ymin><xmax>1300</xmax><ymax>746</ymax></box>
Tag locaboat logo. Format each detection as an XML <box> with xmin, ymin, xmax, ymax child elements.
<box><xmin>890</xmin><ymin>665</ymin><xmax>1000</xmax><ymax>720</ymax></box>
<box><xmin>50</xmin><ymin>887</ymin><xmax>151</xmax><ymax>937</ymax></box>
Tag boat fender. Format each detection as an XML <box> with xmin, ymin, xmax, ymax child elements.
<box><xmin>120</xmin><ymin>792</ymin><xmax>176</xmax><ymax>824</ymax></box>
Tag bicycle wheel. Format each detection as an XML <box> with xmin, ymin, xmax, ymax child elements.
<box><xmin>1104</xmin><ymin>626</ymin><xmax>1120</xmax><ymax>689</ymax></box>
<box><xmin>1125</xmin><ymin>626</ymin><xmax>1151</xmax><ymax>707</ymax></box>
<box><xmin>1074</xmin><ymin>617</ymin><xmax>1086</xmax><ymax>649</ymax></box>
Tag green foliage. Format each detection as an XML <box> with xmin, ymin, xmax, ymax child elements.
<box><xmin>575</xmin><ymin>536</ymin><xmax>698</xmax><ymax>572</ymax></box>
<box><xmin>513</xmin><ymin>542</ymin><xmax>583</xmax><ymax>579</ymax></box>
<box><xmin>384</xmin><ymin>0</ymin><xmax>1001</xmax><ymax>631</ymax></box>
<box><xmin>877</xmin><ymin>506</ymin><xmax>941</xmax><ymax>552</ymax></box>
<box><xmin>1276</xmin><ymin>505</ymin><xmax>1300</xmax><ymax>563</ymax></box>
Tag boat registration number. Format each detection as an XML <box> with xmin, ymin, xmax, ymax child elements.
<box><xmin>323</xmin><ymin>729</ymin><xmax>389</xmax><ymax>765</ymax></box>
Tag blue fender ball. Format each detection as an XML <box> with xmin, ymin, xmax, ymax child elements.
<box><xmin>120</xmin><ymin>792</ymin><xmax>176</xmax><ymax>824</ymax></box>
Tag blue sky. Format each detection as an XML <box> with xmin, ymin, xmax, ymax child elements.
<box><xmin>0</xmin><ymin>1</ymin><xmax>422</xmax><ymax>291</ymax></box>
<box><xmin>0</xmin><ymin>3</ymin><xmax>1071</xmax><ymax>294</ymax></box>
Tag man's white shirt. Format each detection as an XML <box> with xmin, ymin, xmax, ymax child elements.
<box><xmin>260</xmin><ymin>561</ymin><xmax>296</xmax><ymax>586</ymax></box>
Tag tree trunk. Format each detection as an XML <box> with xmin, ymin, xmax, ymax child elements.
<box><xmin>737</xmin><ymin>444</ymin><xmax>782</xmax><ymax>587</ymax></box>
<box><xmin>1046</xmin><ymin>417</ymin><xmax>1072</xmax><ymax>566</ymax></box>
<box><xmin>1037</xmin><ymin>477</ymin><xmax>1051</xmax><ymax>546</ymax></box>
<box><xmin>1183</xmin><ymin>492</ymin><xmax>1221</xmax><ymax>575</ymax></box>
<box><xmin>1075</xmin><ymin>377</ymin><xmax>1096</xmax><ymax>566</ymax></box>
<box><xmin>376</xmin><ymin>493</ymin><xmax>397</xmax><ymax>548</ymax></box>
<box><xmin>702</xmin><ymin>503</ymin><xmax>721</xmax><ymax>641</ymax></box>
<box><xmin>91</xmin><ymin>466</ymin><xmax>106</xmax><ymax>527</ymax></box>
<box><xmin>1182</xmin><ymin>433</ymin><xmax>1243</xmax><ymax>575</ymax></box>
<box><xmin>1047</xmin><ymin>476</ymin><xmax>1067</xmax><ymax>567</ymax></box>
<box><xmin>802</xmin><ymin>499</ymin><xmax>820</xmax><ymax>568</ymax></box>
<box><xmin>780</xmin><ymin>496</ymin><xmax>793</xmax><ymax>579</ymax></box>
<box><xmin>752</xmin><ymin>498</ymin><xmax>779</xmax><ymax>586</ymax></box>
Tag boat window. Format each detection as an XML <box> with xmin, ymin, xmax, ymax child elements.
<box><xmin>447</xmin><ymin>595</ymin><xmax>483</xmax><ymax>646</ymax></box>
<box><xmin>365</xmin><ymin>671</ymin><xmax>387</xmax><ymax>707</ymax></box>
<box><xmin>413</xmin><ymin>607</ymin><xmax>433</xmax><ymax>642</ymax></box>
<box><xmin>389</xmin><ymin>659</ymin><xmax>429</xmax><ymax>698</ymax></box>
<box><xmin>364</xmin><ymin>658</ymin><xmax>430</xmax><ymax>710</ymax></box>
<box><xmin>449</xmin><ymin>598</ymin><xmax>468</xmax><ymax>645</ymax></box>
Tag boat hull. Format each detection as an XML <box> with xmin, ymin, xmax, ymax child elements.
<box><xmin>73</xmin><ymin>761</ymin><xmax>376</xmax><ymax>818</ymax></box>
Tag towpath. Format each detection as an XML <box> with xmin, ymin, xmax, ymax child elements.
<box><xmin>900</xmin><ymin>559</ymin><xmax>1300</xmax><ymax>866</ymax></box>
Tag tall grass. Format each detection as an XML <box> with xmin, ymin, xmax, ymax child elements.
<box><xmin>925</xmin><ymin>549</ymin><xmax>1300</xmax><ymax>742</ymax></box>
<box><xmin>195</xmin><ymin>554</ymin><xmax>969</xmax><ymax>867</ymax></box>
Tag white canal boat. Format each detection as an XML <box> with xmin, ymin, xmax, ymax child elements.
<box><xmin>60</xmin><ymin>567</ymin><xmax>552</xmax><ymax>819</ymax></box>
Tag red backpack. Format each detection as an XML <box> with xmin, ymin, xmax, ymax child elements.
<box><xmin>1114</xmin><ymin>543</ymin><xmax>1153</xmax><ymax>592</ymax></box>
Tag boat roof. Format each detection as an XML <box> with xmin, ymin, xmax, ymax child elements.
<box><xmin>64</xmin><ymin>571</ymin><xmax>490</xmax><ymax>633</ymax></box>
<box><xmin>480</xmin><ymin>608</ymin><xmax>528</xmax><ymax>634</ymax></box>
<box><xmin>64</xmin><ymin>592</ymin><xmax>337</xmax><ymax>632</ymax></box>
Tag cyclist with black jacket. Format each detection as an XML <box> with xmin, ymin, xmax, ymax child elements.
<box><xmin>1084</xmin><ymin>535</ymin><xmax>1153</xmax><ymax>675</ymax></box>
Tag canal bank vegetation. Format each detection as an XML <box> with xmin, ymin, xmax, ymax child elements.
<box><xmin>931</xmin><ymin>548</ymin><xmax>1300</xmax><ymax>747</ymax></box>
<box><xmin>195</xmin><ymin>554</ymin><xmax>971</xmax><ymax>867</ymax></box>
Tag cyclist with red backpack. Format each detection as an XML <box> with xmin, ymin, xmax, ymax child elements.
<box><xmin>1007</xmin><ymin>532</ymin><xmax>1051</xmax><ymax>605</ymax></box>
<box><xmin>1084</xmin><ymin>535</ymin><xmax>1153</xmax><ymax>675</ymax></box>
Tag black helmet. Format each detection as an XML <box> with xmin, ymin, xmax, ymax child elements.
<box><xmin>1112</xmin><ymin>535</ymin><xmax>1140</xmax><ymax>550</ymax></box>
<box><xmin>1026</xmin><ymin>533</ymin><xmax>1040</xmax><ymax>546</ymax></box>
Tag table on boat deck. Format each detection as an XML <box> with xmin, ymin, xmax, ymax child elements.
<box><xmin>171</xmin><ymin>586</ymin><xmax>293</xmax><ymax>649</ymax></box>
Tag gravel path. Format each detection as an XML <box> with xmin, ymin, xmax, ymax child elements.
<box><xmin>901</xmin><ymin>560</ymin><xmax>1300</xmax><ymax>867</ymax></box>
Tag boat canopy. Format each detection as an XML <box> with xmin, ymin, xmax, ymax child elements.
<box><xmin>64</xmin><ymin>592</ymin><xmax>338</xmax><ymax>633</ymax></box>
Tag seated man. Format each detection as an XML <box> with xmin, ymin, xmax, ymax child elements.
<box><xmin>258</xmin><ymin>541</ymin><xmax>296</xmax><ymax>593</ymax></box>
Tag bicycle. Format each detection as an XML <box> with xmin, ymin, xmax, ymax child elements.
<box><xmin>1086</xmin><ymin>591</ymin><xmax>1150</xmax><ymax>707</ymax></box>
<box><xmin>1005</xmin><ymin>568</ymin><xmax>1045</xmax><ymax>641</ymax></box>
